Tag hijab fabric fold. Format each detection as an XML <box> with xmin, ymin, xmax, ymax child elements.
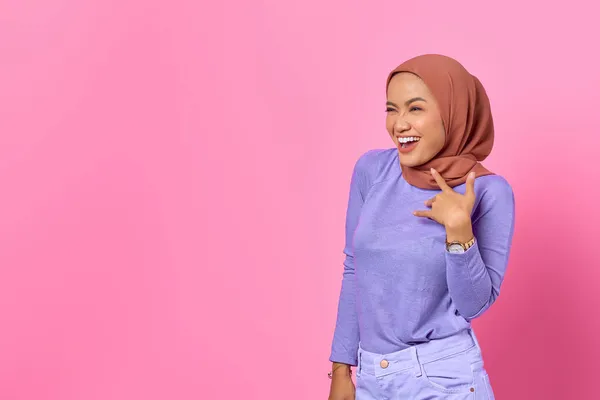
<box><xmin>386</xmin><ymin>54</ymin><xmax>495</xmax><ymax>190</ymax></box>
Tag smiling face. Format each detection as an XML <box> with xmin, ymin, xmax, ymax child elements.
<box><xmin>386</xmin><ymin>72</ymin><xmax>446</xmax><ymax>168</ymax></box>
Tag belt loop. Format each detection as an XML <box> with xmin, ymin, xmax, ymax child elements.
<box><xmin>411</xmin><ymin>346</ymin><xmax>423</xmax><ymax>377</ymax></box>
<box><xmin>469</xmin><ymin>329</ymin><xmax>482</xmax><ymax>354</ymax></box>
<box><xmin>469</xmin><ymin>328</ymin><xmax>481</xmax><ymax>356</ymax></box>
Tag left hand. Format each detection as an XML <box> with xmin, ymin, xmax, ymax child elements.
<box><xmin>413</xmin><ymin>168</ymin><xmax>476</xmax><ymax>228</ymax></box>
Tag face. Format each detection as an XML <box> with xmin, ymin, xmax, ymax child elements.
<box><xmin>386</xmin><ymin>72</ymin><xmax>445</xmax><ymax>167</ymax></box>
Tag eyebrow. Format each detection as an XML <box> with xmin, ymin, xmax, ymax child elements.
<box><xmin>386</xmin><ymin>97</ymin><xmax>427</xmax><ymax>108</ymax></box>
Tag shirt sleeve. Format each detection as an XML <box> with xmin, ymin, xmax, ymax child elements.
<box><xmin>329</xmin><ymin>151</ymin><xmax>376</xmax><ymax>365</ymax></box>
<box><xmin>445</xmin><ymin>177</ymin><xmax>516</xmax><ymax>320</ymax></box>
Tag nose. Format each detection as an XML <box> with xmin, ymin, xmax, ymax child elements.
<box><xmin>394</xmin><ymin>117</ymin><xmax>411</xmax><ymax>133</ymax></box>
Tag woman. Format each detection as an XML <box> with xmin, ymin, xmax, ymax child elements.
<box><xmin>327</xmin><ymin>54</ymin><xmax>515</xmax><ymax>400</ymax></box>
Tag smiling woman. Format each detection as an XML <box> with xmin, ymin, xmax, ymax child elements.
<box><xmin>385</xmin><ymin>76</ymin><xmax>445</xmax><ymax>162</ymax></box>
<box><xmin>327</xmin><ymin>54</ymin><xmax>515</xmax><ymax>400</ymax></box>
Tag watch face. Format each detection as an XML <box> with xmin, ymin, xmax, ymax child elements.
<box><xmin>447</xmin><ymin>243</ymin><xmax>465</xmax><ymax>253</ymax></box>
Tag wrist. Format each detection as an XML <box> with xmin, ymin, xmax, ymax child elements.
<box><xmin>445</xmin><ymin>215</ymin><xmax>473</xmax><ymax>243</ymax></box>
<box><xmin>329</xmin><ymin>363</ymin><xmax>352</xmax><ymax>379</ymax></box>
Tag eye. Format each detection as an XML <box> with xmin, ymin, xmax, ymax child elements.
<box><xmin>410</xmin><ymin>106</ymin><xmax>423</xmax><ymax>112</ymax></box>
<box><xmin>385</xmin><ymin>107</ymin><xmax>396</xmax><ymax>113</ymax></box>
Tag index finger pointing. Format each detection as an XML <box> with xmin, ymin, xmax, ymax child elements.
<box><xmin>465</xmin><ymin>171</ymin><xmax>476</xmax><ymax>199</ymax></box>
<box><xmin>430</xmin><ymin>168</ymin><xmax>452</xmax><ymax>192</ymax></box>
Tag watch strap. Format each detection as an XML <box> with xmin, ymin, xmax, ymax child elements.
<box><xmin>446</xmin><ymin>236</ymin><xmax>476</xmax><ymax>252</ymax></box>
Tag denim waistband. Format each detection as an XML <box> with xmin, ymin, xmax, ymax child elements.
<box><xmin>357</xmin><ymin>329</ymin><xmax>481</xmax><ymax>378</ymax></box>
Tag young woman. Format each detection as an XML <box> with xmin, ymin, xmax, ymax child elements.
<box><xmin>327</xmin><ymin>54</ymin><xmax>515</xmax><ymax>400</ymax></box>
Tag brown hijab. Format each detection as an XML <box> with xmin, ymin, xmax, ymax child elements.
<box><xmin>386</xmin><ymin>54</ymin><xmax>495</xmax><ymax>190</ymax></box>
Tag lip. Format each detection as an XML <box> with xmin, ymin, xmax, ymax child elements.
<box><xmin>397</xmin><ymin>139</ymin><xmax>420</xmax><ymax>154</ymax></box>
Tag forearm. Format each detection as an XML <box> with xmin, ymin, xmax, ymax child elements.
<box><xmin>445</xmin><ymin>240</ymin><xmax>494</xmax><ymax>319</ymax></box>
<box><xmin>443</xmin><ymin>216</ymin><xmax>496</xmax><ymax>318</ymax></box>
<box><xmin>329</xmin><ymin>258</ymin><xmax>360</xmax><ymax>366</ymax></box>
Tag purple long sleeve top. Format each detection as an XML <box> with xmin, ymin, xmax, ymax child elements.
<box><xmin>330</xmin><ymin>148</ymin><xmax>516</xmax><ymax>366</ymax></box>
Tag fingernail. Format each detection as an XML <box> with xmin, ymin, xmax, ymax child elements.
<box><xmin>430</xmin><ymin>168</ymin><xmax>435</xmax><ymax>174</ymax></box>
<box><xmin>470</xmin><ymin>172</ymin><xmax>476</xmax><ymax>178</ymax></box>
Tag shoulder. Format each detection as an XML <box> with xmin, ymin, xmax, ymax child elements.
<box><xmin>476</xmin><ymin>174</ymin><xmax>514</xmax><ymax>198</ymax></box>
<box><xmin>354</xmin><ymin>148</ymin><xmax>392</xmax><ymax>170</ymax></box>
<box><xmin>474</xmin><ymin>174</ymin><xmax>515</xmax><ymax>216</ymax></box>
<box><xmin>353</xmin><ymin>148</ymin><xmax>398</xmax><ymax>184</ymax></box>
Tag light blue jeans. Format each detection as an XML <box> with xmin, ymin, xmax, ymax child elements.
<box><xmin>355</xmin><ymin>329</ymin><xmax>495</xmax><ymax>399</ymax></box>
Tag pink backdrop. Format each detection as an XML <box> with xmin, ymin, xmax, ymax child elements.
<box><xmin>1</xmin><ymin>1</ymin><xmax>599</xmax><ymax>399</ymax></box>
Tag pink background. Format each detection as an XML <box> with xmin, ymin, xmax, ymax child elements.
<box><xmin>1</xmin><ymin>1</ymin><xmax>599</xmax><ymax>399</ymax></box>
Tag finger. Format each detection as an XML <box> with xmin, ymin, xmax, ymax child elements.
<box><xmin>430</xmin><ymin>168</ymin><xmax>452</xmax><ymax>193</ymax></box>
<box><xmin>413</xmin><ymin>210</ymin><xmax>433</xmax><ymax>218</ymax></box>
<box><xmin>424</xmin><ymin>196</ymin><xmax>437</xmax><ymax>207</ymax></box>
<box><xmin>465</xmin><ymin>171</ymin><xmax>476</xmax><ymax>199</ymax></box>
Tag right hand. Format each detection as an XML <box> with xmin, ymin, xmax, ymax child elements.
<box><xmin>328</xmin><ymin>366</ymin><xmax>355</xmax><ymax>400</ymax></box>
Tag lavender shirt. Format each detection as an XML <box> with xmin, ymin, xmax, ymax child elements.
<box><xmin>330</xmin><ymin>148</ymin><xmax>516</xmax><ymax>366</ymax></box>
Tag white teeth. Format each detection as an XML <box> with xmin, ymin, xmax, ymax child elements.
<box><xmin>398</xmin><ymin>137</ymin><xmax>420</xmax><ymax>143</ymax></box>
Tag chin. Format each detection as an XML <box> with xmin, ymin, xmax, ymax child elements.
<box><xmin>398</xmin><ymin>152</ymin><xmax>425</xmax><ymax>168</ymax></box>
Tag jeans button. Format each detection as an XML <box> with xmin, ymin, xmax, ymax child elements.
<box><xmin>380</xmin><ymin>359</ymin><xmax>389</xmax><ymax>368</ymax></box>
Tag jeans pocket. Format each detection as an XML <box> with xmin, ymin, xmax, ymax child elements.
<box><xmin>421</xmin><ymin>350</ymin><xmax>476</xmax><ymax>395</ymax></box>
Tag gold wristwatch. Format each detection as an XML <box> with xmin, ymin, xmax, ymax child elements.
<box><xmin>446</xmin><ymin>237</ymin><xmax>476</xmax><ymax>253</ymax></box>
